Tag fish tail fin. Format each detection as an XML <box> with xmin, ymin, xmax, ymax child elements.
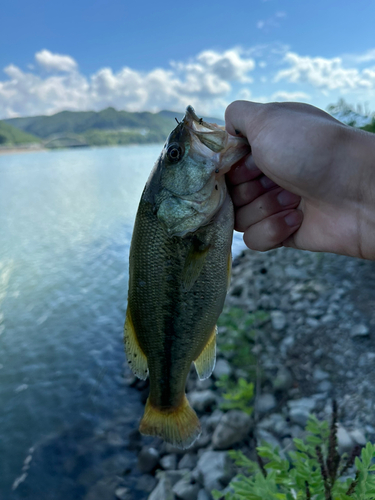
<box><xmin>139</xmin><ymin>396</ymin><xmax>201</xmax><ymax>449</ymax></box>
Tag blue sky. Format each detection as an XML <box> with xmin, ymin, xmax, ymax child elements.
<box><xmin>1</xmin><ymin>0</ymin><xmax>375</xmax><ymax>118</ymax></box>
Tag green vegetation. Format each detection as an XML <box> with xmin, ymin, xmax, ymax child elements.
<box><xmin>214</xmin><ymin>307</ymin><xmax>269</xmax><ymax>415</ymax></box>
<box><xmin>0</xmin><ymin>120</ymin><xmax>40</xmax><ymax>146</ymax></box>
<box><xmin>361</xmin><ymin>118</ymin><xmax>375</xmax><ymax>134</ymax></box>
<box><xmin>212</xmin><ymin>405</ymin><xmax>375</xmax><ymax>500</ymax></box>
<box><xmin>216</xmin><ymin>376</ymin><xmax>254</xmax><ymax>415</ymax></box>
<box><xmin>217</xmin><ymin>307</ymin><xmax>269</xmax><ymax>376</ymax></box>
<box><xmin>3</xmin><ymin>107</ymin><xmax>224</xmax><ymax>148</ymax></box>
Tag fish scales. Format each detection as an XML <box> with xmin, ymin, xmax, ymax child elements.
<box><xmin>128</xmin><ymin>195</ymin><xmax>233</xmax><ymax>408</ymax></box>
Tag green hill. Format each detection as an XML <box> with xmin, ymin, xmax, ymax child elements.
<box><xmin>3</xmin><ymin>107</ymin><xmax>224</xmax><ymax>147</ymax></box>
<box><xmin>0</xmin><ymin>121</ymin><xmax>40</xmax><ymax>146</ymax></box>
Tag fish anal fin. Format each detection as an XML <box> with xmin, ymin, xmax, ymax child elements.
<box><xmin>139</xmin><ymin>396</ymin><xmax>201</xmax><ymax>450</ymax></box>
<box><xmin>194</xmin><ymin>326</ymin><xmax>217</xmax><ymax>380</ymax></box>
<box><xmin>124</xmin><ymin>307</ymin><xmax>149</xmax><ymax>380</ymax></box>
<box><xmin>182</xmin><ymin>240</ymin><xmax>210</xmax><ymax>292</ymax></box>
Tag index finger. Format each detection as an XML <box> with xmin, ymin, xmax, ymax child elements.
<box><xmin>225</xmin><ymin>100</ymin><xmax>264</xmax><ymax>140</ymax></box>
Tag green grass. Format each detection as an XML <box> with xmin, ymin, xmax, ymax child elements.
<box><xmin>0</xmin><ymin>120</ymin><xmax>40</xmax><ymax>145</ymax></box>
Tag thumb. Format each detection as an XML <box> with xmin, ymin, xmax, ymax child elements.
<box><xmin>225</xmin><ymin>100</ymin><xmax>265</xmax><ymax>141</ymax></box>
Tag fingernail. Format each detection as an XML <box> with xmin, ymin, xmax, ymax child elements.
<box><xmin>277</xmin><ymin>190</ymin><xmax>300</xmax><ymax>206</ymax></box>
<box><xmin>285</xmin><ymin>211</ymin><xmax>302</xmax><ymax>227</ymax></box>
<box><xmin>260</xmin><ymin>176</ymin><xmax>277</xmax><ymax>189</ymax></box>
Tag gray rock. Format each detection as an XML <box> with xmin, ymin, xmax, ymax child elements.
<box><xmin>213</xmin><ymin>358</ymin><xmax>232</xmax><ymax>379</ymax></box>
<box><xmin>137</xmin><ymin>446</ymin><xmax>160</xmax><ymax>473</ymax></box>
<box><xmin>136</xmin><ymin>474</ymin><xmax>157</xmax><ymax>493</ymax></box>
<box><xmin>313</xmin><ymin>368</ymin><xmax>329</xmax><ymax>381</ymax></box>
<box><xmin>206</xmin><ymin>409</ymin><xmax>224</xmax><ymax>431</ymax></box>
<box><xmin>173</xmin><ymin>477</ymin><xmax>200</xmax><ymax>500</ymax></box>
<box><xmin>188</xmin><ymin>390</ymin><xmax>217</xmax><ymax>412</ymax></box>
<box><xmin>351</xmin><ymin>324</ymin><xmax>370</xmax><ymax>337</ymax></box>
<box><xmin>288</xmin><ymin>398</ymin><xmax>316</xmax><ymax>427</ymax></box>
<box><xmin>255</xmin><ymin>394</ymin><xmax>276</xmax><ymax>414</ymax></box>
<box><xmin>317</xmin><ymin>380</ymin><xmax>332</xmax><ymax>393</ymax></box>
<box><xmin>321</xmin><ymin>314</ymin><xmax>335</xmax><ymax>323</ymax></box>
<box><xmin>272</xmin><ymin>366</ymin><xmax>293</xmax><ymax>391</ymax></box>
<box><xmin>258</xmin><ymin>413</ymin><xmax>288</xmax><ymax>437</ymax></box>
<box><xmin>149</xmin><ymin>473</ymin><xmax>174</xmax><ymax>500</ymax></box>
<box><xmin>115</xmin><ymin>487</ymin><xmax>130</xmax><ymax>500</ymax></box>
<box><xmin>179</xmin><ymin>453</ymin><xmax>198</xmax><ymax>470</ymax></box>
<box><xmin>254</xmin><ymin>429</ymin><xmax>282</xmax><ymax>450</ymax></box>
<box><xmin>212</xmin><ymin>410</ymin><xmax>252</xmax><ymax>449</ymax></box>
<box><xmin>350</xmin><ymin>429</ymin><xmax>367</xmax><ymax>446</ymax></box>
<box><xmin>197</xmin><ymin>490</ymin><xmax>211</xmax><ymax>500</ymax></box>
<box><xmin>270</xmin><ymin>310</ymin><xmax>286</xmax><ymax>330</ymax></box>
<box><xmin>160</xmin><ymin>454</ymin><xmax>178</xmax><ymax>471</ymax></box>
<box><xmin>195</xmin><ymin>378</ymin><xmax>213</xmax><ymax>391</ymax></box>
<box><xmin>306</xmin><ymin>318</ymin><xmax>320</xmax><ymax>328</ymax></box>
<box><xmin>194</xmin><ymin>451</ymin><xmax>233</xmax><ymax>492</ymax></box>
<box><xmin>337</xmin><ymin>426</ymin><xmax>354</xmax><ymax>454</ymax></box>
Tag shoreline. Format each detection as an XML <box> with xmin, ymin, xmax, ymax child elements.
<box><xmin>0</xmin><ymin>146</ymin><xmax>46</xmax><ymax>156</ymax></box>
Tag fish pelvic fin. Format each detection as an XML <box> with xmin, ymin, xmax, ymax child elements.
<box><xmin>182</xmin><ymin>239</ymin><xmax>210</xmax><ymax>292</ymax></box>
<box><xmin>194</xmin><ymin>325</ymin><xmax>217</xmax><ymax>380</ymax></box>
<box><xmin>124</xmin><ymin>307</ymin><xmax>149</xmax><ymax>380</ymax></box>
<box><xmin>139</xmin><ymin>396</ymin><xmax>201</xmax><ymax>449</ymax></box>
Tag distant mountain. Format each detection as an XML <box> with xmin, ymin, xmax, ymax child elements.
<box><xmin>0</xmin><ymin>121</ymin><xmax>40</xmax><ymax>146</ymax></box>
<box><xmin>4</xmin><ymin>107</ymin><xmax>225</xmax><ymax>148</ymax></box>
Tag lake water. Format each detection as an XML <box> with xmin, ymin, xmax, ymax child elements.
<box><xmin>0</xmin><ymin>145</ymin><xmax>246</xmax><ymax>497</ymax></box>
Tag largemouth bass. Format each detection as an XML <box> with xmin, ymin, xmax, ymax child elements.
<box><xmin>124</xmin><ymin>106</ymin><xmax>250</xmax><ymax>448</ymax></box>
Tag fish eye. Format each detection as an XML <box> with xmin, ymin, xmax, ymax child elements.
<box><xmin>167</xmin><ymin>144</ymin><xmax>182</xmax><ymax>163</ymax></box>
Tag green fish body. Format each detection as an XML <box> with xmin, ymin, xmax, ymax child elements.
<box><xmin>124</xmin><ymin>107</ymin><xmax>249</xmax><ymax>448</ymax></box>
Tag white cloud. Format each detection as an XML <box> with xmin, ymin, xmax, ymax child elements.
<box><xmin>271</xmin><ymin>90</ymin><xmax>311</xmax><ymax>101</ymax></box>
<box><xmin>35</xmin><ymin>49</ymin><xmax>78</xmax><ymax>72</ymax></box>
<box><xmin>0</xmin><ymin>48</ymin><xmax>256</xmax><ymax>118</ymax></box>
<box><xmin>256</xmin><ymin>11</ymin><xmax>287</xmax><ymax>31</ymax></box>
<box><xmin>275</xmin><ymin>52</ymin><xmax>375</xmax><ymax>91</ymax></box>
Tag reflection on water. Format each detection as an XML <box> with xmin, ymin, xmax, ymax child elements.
<box><xmin>0</xmin><ymin>145</ymin><xmax>246</xmax><ymax>497</ymax></box>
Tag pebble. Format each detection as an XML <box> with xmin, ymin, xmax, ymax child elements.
<box><xmin>173</xmin><ymin>476</ymin><xmax>200</xmax><ymax>500</ymax></box>
<box><xmin>188</xmin><ymin>390</ymin><xmax>217</xmax><ymax>412</ymax></box>
<box><xmin>351</xmin><ymin>324</ymin><xmax>370</xmax><ymax>337</ymax></box>
<box><xmin>137</xmin><ymin>447</ymin><xmax>160</xmax><ymax>473</ymax></box>
<box><xmin>160</xmin><ymin>454</ymin><xmax>178</xmax><ymax>471</ymax></box>
<box><xmin>349</xmin><ymin>429</ymin><xmax>367</xmax><ymax>446</ymax></box>
<box><xmin>288</xmin><ymin>398</ymin><xmax>316</xmax><ymax>427</ymax></box>
<box><xmin>255</xmin><ymin>394</ymin><xmax>277</xmax><ymax>414</ymax></box>
<box><xmin>213</xmin><ymin>358</ymin><xmax>232</xmax><ymax>379</ymax></box>
<box><xmin>258</xmin><ymin>413</ymin><xmax>289</xmax><ymax>437</ymax></box>
<box><xmin>313</xmin><ymin>368</ymin><xmax>329</xmax><ymax>381</ymax></box>
<box><xmin>270</xmin><ymin>310</ymin><xmax>286</xmax><ymax>330</ymax></box>
<box><xmin>197</xmin><ymin>490</ymin><xmax>211</xmax><ymax>500</ymax></box>
<box><xmin>337</xmin><ymin>425</ymin><xmax>354</xmax><ymax>454</ymax></box>
<box><xmin>115</xmin><ymin>487</ymin><xmax>130</xmax><ymax>500</ymax></box>
<box><xmin>212</xmin><ymin>410</ymin><xmax>252</xmax><ymax>449</ymax></box>
<box><xmin>194</xmin><ymin>451</ymin><xmax>233</xmax><ymax>492</ymax></box>
<box><xmin>179</xmin><ymin>453</ymin><xmax>198</xmax><ymax>470</ymax></box>
<box><xmin>272</xmin><ymin>366</ymin><xmax>293</xmax><ymax>391</ymax></box>
<box><xmin>149</xmin><ymin>473</ymin><xmax>174</xmax><ymax>500</ymax></box>
<box><xmin>254</xmin><ymin>429</ymin><xmax>282</xmax><ymax>451</ymax></box>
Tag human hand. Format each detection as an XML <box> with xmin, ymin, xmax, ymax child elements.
<box><xmin>225</xmin><ymin>100</ymin><xmax>375</xmax><ymax>260</ymax></box>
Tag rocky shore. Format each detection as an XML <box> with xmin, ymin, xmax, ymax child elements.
<box><xmin>133</xmin><ymin>247</ymin><xmax>375</xmax><ymax>500</ymax></box>
<box><xmin>14</xmin><ymin>247</ymin><xmax>375</xmax><ymax>500</ymax></box>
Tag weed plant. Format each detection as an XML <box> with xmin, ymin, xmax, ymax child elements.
<box><xmin>212</xmin><ymin>402</ymin><xmax>375</xmax><ymax>500</ymax></box>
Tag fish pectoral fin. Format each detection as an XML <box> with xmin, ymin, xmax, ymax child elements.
<box><xmin>124</xmin><ymin>307</ymin><xmax>149</xmax><ymax>380</ymax></box>
<box><xmin>194</xmin><ymin>325</ymin><xmax>217</xmax><ymax>380</ymax></box>
<box><xmin>182</xmin><ymin>240</ymin><xmax>210</xmax><ymax>292</ymax></box>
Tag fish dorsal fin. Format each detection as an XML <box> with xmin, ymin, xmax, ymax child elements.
<box><xmin>194</xmin><ymin>325</ymin><xmax>217</xmax><ymax>380</ymax></box>
<box><xmin>124</xmin><ymin>307</ymin><xmax>149</xmax><ymax>380</ymax></box>
<box><xmin>182</xmin><ymin>239</ymin><xmax>210</xmax><ymax>292</ymax></box>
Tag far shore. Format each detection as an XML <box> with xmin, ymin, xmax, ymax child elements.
<box><xmin>0</xmin><ymin>145</ymin><xmax>47</xmax><ymax>156</ymax></box>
